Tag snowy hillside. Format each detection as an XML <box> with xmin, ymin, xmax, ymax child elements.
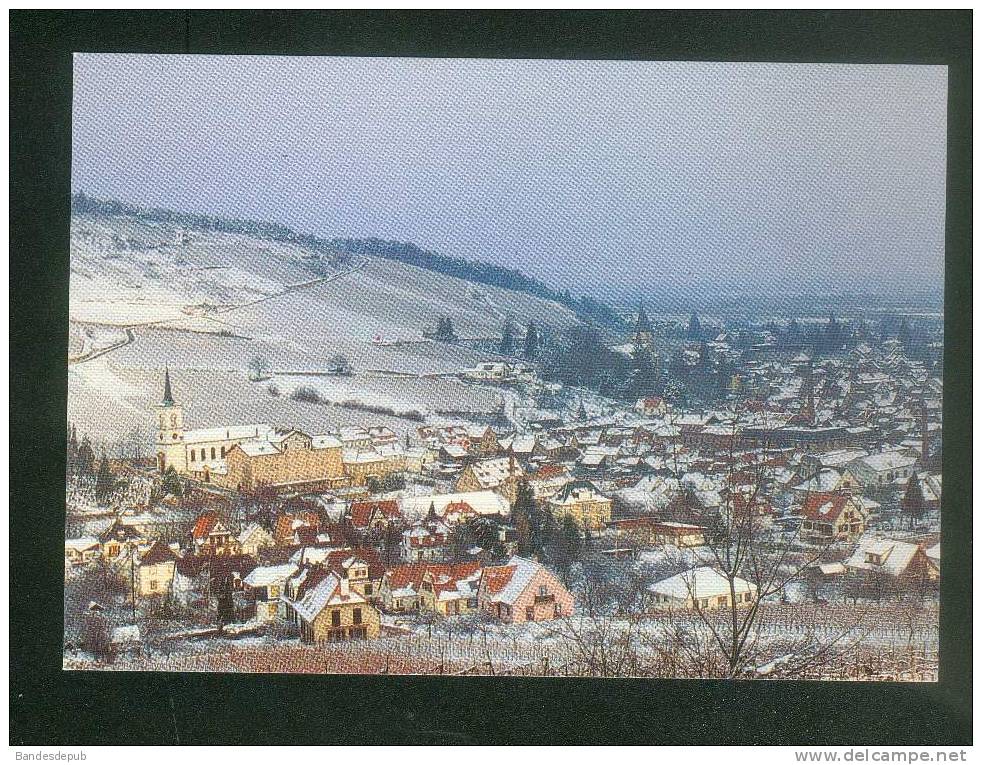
<box><xmin>68</xmin><ymin>210</ymin><xmax>581</xmax><ymax>447</ymax></box>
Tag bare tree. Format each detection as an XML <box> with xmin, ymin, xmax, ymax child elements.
<box><xmin>247</xmin><ymin>355</ymin><xmax>271</xmax><ymax>381</ymax></box>
<box><xmin>654</xmin><ymin>408</ymin><xmax>860</xmax><ymax>678</ymax></box>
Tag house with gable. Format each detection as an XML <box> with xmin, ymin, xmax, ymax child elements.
<box><xmin>418</xmin><ymin>562</ymin><xmax>483</xmax><ymax>617</ymax></box>
<box><xmin>286</xmin><ymin>568</ymin><xmax>381</xmax><ymax>642</ymax></box>
<box><xmin>477</xmin><ymin>556</ymin><xmax>574</xmax><ymax>624</ymax></box>
<box><xmin>378</xmin><ymin>563</ymin><xmax>429</xmax><ymax>613</ymax></box>
<box><xmin>454</xmin><ymin>455</ymin><xmax>524</xmax><ymax>502</ymax></box>
<box><xmin>844</xmin><ymin>536</ymin><xmax>939</xmax><ymax>584</ymax></box>
<box><xmin>243</xmin><ymin>562</ymin><xmax>299</xmax><ymax>621</ymax></box>
<box><xmin>400</xmin><ymin>516</ymin><xmax>450</xmax><ymax>562</ymax></box>
<box><xmin>545</xmin><ymin>479</ymin><xmax>613</xmax><ymax>532</ymax></box>
<box><xmin>135</xmin><ymin>540</ymin><xmax>180</xmax><ymax>598</ymax></box>
<box><xmin>191</xmin><ymin>512</ymin><xmax>240</xmax><ymax>556</ymax></box>
<box><xmin>237</xmin><ymin>522</ymin><xmax>275</xmax><ymax>557</ymax></box>
<box><xmin>348</xmin><ymin>499</ymin><xmax>404</xmax><ymax>535</ymax></box>
<box><xmin>799</xmin><ymin>491</ymin><xmax>868</xmax><ymax>545</ymax></box>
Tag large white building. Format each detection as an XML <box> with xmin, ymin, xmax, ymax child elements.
<box><xmin>154</xmin><ymin>369</ymin><xmax>272</xmax><ymax>474</ymax></box>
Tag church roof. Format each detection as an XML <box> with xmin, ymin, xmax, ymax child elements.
<box><xmin>162</xmin><ymin>368</ymin><xmax>175</xmax><ymax>406</ymax></box>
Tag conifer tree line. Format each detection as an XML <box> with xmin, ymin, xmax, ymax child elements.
<box><xmin>72</xmin><ymin>192</ymin><xmax>625</xmax><ymax>328</ymax></box>
<box><xmin>509</xmin><ymin>479</ymin><xmax>584</xmax><ymax>582</ymax></box>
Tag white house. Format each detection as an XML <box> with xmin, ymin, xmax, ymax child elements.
<box><xmin>848</xmin><ymin>452</ymin><xmax>919</xmax><ymax>489</ymax></box>
<box><xmin>243</xmin><ymin>563</ymin><xmax>299</xmax><ymax>621</ymax></box>
<box><xmin>648</xmin><ymin>566</ymin><xmax>757</xmax><ymax>611</ymax></box>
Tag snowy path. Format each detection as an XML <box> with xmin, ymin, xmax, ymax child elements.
<box><xmin>68</xmin><ymin>327</ymin><xmax>134</xmax><ymax>366</ymax></box>
<box><xmin>67</xmin><ymin>258</ymin><xmax>369</xmax><ymax>367</ymax></box>
<box><xmin>216</xmin><ymin>256</ymin><xmax>368</xmax><ymax>315</ymax></box>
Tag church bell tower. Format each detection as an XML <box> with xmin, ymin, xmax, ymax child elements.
<box><xmin>633</xmin><ymin>304</ymin><xmax>654</xmax><ymax>351</ymax></box>
<box><xmin>154</xmin><ymin>368</ymin><xmax>187</xmax><ymax>473</ymax></box>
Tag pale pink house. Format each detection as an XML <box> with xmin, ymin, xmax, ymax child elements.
<box><xmin>477</xmin><ymin>556</ymin><xmax>574</xmax><ymax>623</ymax></box>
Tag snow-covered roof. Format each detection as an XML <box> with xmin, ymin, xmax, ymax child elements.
<box><xmin>482</xmin><ymin>556</ymin><xmax>541</xmax><ymax>605</ymax></box>
<box><xmin>185</xmin><ymin>424</ymin><xmax>273</xmax><ymax>444</ymax></box>
<box><xmin>854</xmin><ymin>452</ymin><xmax>918</xmax><ymax>472</ymax></box>
<box><xmin>243</xmin><ymin>563</ymin><xmax>299</xmax><ymax>588</ymax></box>
<box><xmin>649</xmin><ymin>566</ymin><xmax>756</xmax><ymax>601</ymax></box>
<box><xmin>290</xmin><ymin>572</ymin><xmax>366</xmax><ymax>622</ymax></box>
<box><xmin>238</xmin><ymin>440</ymin><xmax>280</xmax><ymax>457</ymax></box>
<box><xmin>845</xmin><ymin>536</ymin><xmax>921</xmax><ymax>577</ymax></box>
<box><xmin>400</xmin><ymin>491</ymin><xmax>509</xmax><ymax>520</ymax></box>
<box><xmin>237</xmin><ymin>522</ymin><xmax>272</xmax><ymax>545</ymax></box>
<box><xmin>310</xmin><ymin>434</ymin><xmax>343</xmax><ymax>449</ymax></box>
<box><xmin>466</xmin><ymin>457</ymin><xmax>522</xmax><ymax>487</ymax></box>
<box><xmin>65</xmin><ymin>537</ymin><xmax>100</xmax><ymax>552</ymax></box>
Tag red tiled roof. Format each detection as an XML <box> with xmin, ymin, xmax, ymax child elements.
<box><xmin>384</xmin><ymin>563</ymin><xmax>430</xmax><ymax>590</ymax></box>
<box><xmin>192</xmin><ymin>513</ymin><xmax>219</xmax><ymax>540</ymax></box>
<box><xmin>480</xmin><ymin>564</ymin><xmax>517</xmax><ymax>596</ymax></box>
<box><xmin>274</xmin><ymin>512</ymin><xmax>319</xmax><ymax>542</ymax></box>
<box><xmin>349</xmin><ymin>500</ymin><xmax>402</xmax><ymax>529</ymax></box>
<box><xmin>385</xmin><ymin>561</ymin><xmax>481</xmax><ymax>591</ymax></box>
<box><xmin>800</xmin><ymin>492</ymin><xmax>855</xmax><ymax>522</ymax></box>
<box><xmin>443</xmin><ymin>501</ymin><xmax>475</xmax><ymax>516</ymax></box>
<box><xmin>608</xmin><ymin>517</ymin><xmax>703</xmax><ymax>532</ymax></box>
<box><xmin>531</xmin><ymin>464</ymin><xmax>566</xmax><ymax>480</ymax></box>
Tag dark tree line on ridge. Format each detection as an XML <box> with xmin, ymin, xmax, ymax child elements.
<box><xmin>72</xmin><ymin>193</ymin><xmax>624</xmax><ymax>329</ymax></box>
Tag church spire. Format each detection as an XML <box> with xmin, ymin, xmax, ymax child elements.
<box><xmin>162</xmin><ymin>367</ymin><xmax>174</xmax><ymax>406</ymax></box>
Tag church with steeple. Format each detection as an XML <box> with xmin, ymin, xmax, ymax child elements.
<box><xmin>153</xmin><ymin>368</ymin><xmax>275</xmax><ymax>477</ymax></box>
<box><xmin>154</xmin><ymin>367</ymin><xmax>187</xmax><ymax>473</ymax></box>
<box><xmin>632</xmin><ymin>304</ymin><xmax>654</xmax><ymax>351</ymax></box>
<box><xmin>149</xmin><ymin>369</ymin><xmax>398</xmax><ymax>493</ymax></box>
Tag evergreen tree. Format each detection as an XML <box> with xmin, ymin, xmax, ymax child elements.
<box><xmin>94</xmin><ymin>457</ymin><xmax>115</xmax><ymax>502</ymax></box>
<box><xmin>499</xmin><ymin>317</ymin><xmax>516</xmax><ymax>355</ymax></box>
<box><xmin>448</xmin><ymin>522</ymin><xmax>475</xmax><ymax>563</ymax></box>
<box><xmin>382</xmin><ymin>523</ymin><xmax>403</xmax><ymax>567</ymax></box>
<box><xmin>161</xmin><ymin>465</ymin><xmax>183</xmax><ymax>497</ymax></box>
<box><xmin>214</xmin><ymin>573</ymin><xmax>235</xmax><ymax>630</ymax></box>
<box><xmin>576</xmin><ymin>400</ymin><xmax>588</xmax><ymax>421</ymax></box>
<box><xmin>539</xmin><ymin>506</ymin><xmax>558</xmax><ymax>555</ymax></box>
<box><xmin>511</xmin><ymin>479</ymin><xmax>538</xmax><ymax>556</ymax></box>
<box><xmin>77</xmin><ymin>437</ymin><xmax>95</xmax><ymax>476</ymax></box>
<box><xmin>901</xmin><ymin>474</ymin><xmax>927</xmax><ymax>530</ymax></box>
<box><xmin>687</xmin><ymin>312</ymin><xmax>702</xmax><ymax>340</ymax></box>
<box><xmin>426</xmin><ymin>500</ymin><xmax>440</xmax><ymax>523</ymax></box>
<box><xmin>523</xmin><ymin>321</ymin><xmax>539</xmax><ymax>360</ymax></box>
<box><xmin>552</xmin><ymin>515</ymin><xmax>583</xmax><ymax>580</ymax></box>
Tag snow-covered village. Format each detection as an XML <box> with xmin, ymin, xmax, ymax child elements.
<box><xmin>63</xmin><ymin>197</ymin><xmax>943</xmax><ymax>680</ymax></box>
<box><xmin>61</xmin><ymin>55</ymin><xmax>948</xmax><ymax>683</ymax></box>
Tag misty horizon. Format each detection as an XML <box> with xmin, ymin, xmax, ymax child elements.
<box><xmin>72</xmin><ymin>55</ymin><xmax>948</xmax><ymax>303</ymax></box>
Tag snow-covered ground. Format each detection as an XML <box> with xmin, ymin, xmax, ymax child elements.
<box><xmin>67</xmin><ymin>210</ymin><xmax>581</xmax><ymax>447</ymax></box>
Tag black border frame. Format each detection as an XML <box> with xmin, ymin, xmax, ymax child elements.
<box><xmin>9</xmin><ymin>10</ymin><xmax>972</xmax><ymax>745</ymax></box>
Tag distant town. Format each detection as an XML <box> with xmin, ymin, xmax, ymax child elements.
<box><xmin>65</xmin><ymin>298</ymin><xmax>942</xmax><ymax>680</ymax></box>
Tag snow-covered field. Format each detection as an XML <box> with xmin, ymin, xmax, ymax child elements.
<box><xmin>67</xmin><ymin>211</ymin><xmax>580</xmax><ymax>447</ymax></box>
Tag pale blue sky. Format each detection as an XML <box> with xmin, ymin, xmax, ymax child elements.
<box><xmin>72</xmin><ymin>55</ymin><xmax>947</xmax><ymax>300</ymax></box>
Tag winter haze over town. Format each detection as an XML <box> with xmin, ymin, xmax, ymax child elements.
<box><xmin>65</xmin><ymin>55</ymin><xmax>946</xmax><ymax>679</ymax></box>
